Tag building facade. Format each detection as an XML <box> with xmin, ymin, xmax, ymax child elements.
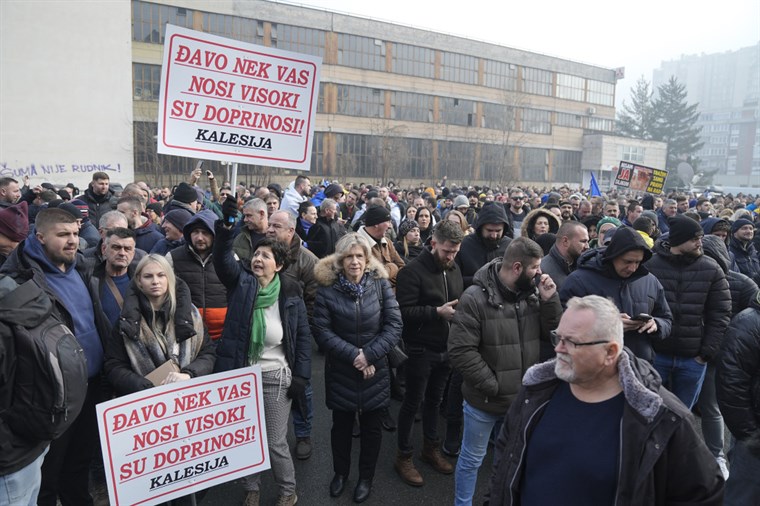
<box><xmin>132</xmin><ymin>0</ymin><xmax>618</xmax><ymax>187</ymax></box>
<box><xmin>653</xmin><ymin>43</ymin><xmax>760</xmax><ymax>187</ymax></box>
<box><xmin>581</xmin><ymin>134</ymin><xmax>667</xmax><ymax>192</ymax></box>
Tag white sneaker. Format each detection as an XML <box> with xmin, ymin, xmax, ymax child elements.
<box><xmin>716</xmin><ymin>456</ymin><xmax>729</xmax><ymax>480</ymax></box>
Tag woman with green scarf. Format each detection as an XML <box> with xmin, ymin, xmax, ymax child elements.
<box><xmin>213</xmin><ymin>229</ymin><xmax>312</xmax><ymax>506</ymax></box>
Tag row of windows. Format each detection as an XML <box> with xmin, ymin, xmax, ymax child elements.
<box><xmin>132</xmin><ymin>63</ymin><xmax>611</xmax><ymax>134</ymax></box>
<box><xmin>621</xmin><ymin>146</ymin><xmax>646</xmax><ymax>163</ymax></box>
<box><xmin>132</xmin><ymin>1</ymin><xmax>615</xmax><ymax>105</ymax></box>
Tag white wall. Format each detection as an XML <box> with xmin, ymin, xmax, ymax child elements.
<box><xmin>0</xmin><ymin>0</ymin><xmax>134</xmax><ymax>189</ymax></box>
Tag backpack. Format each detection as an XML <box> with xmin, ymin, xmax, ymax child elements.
<box><xmin>4</xmin><ymin>314</ymin><xmax>88</xmax><ymax>440</ymax></box>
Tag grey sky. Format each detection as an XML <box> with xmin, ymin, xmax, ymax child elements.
<box><xmin>285</xmin><ymin>0</ymin><xmax>760</xmax><ymax>108</ymax></box>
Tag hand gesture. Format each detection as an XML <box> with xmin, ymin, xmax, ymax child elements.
<box><xmin>536</xmin><ymin>274</ymin><xmax>556</xmax><ymax>301</ymax></box>
<box><xmin>437</xmin><ymin>299</ymin><xmax>459</xmax><ymax>321</ymax></box>
<box><xmin>353</xmin><ymin>349</ymin><xmax>369</xmax><ymax>370</ymax></box>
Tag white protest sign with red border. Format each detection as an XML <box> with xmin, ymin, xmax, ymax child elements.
<box><xmin>96</xmin><ymin>366</ymin><xmax>268</xmax><ymax>506</ymax></box>
<box><xmin>157</xmin><ymin>25</ymin><xmax>321</xmax><ymax>170</ymax></box>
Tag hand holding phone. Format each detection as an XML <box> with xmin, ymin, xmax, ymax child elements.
<box><xmin>632</xmin><ymin>313</ymin><xmax>653</xmax><ymax>322</ymax></box>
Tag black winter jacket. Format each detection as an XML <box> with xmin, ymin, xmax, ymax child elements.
<box><xmin>0</xmin><ymin>276</ymin><xmax>56</xmax><ymax>475</ymax></box>
<box><xmin>211</xmin><ymin>222</ymin><xmax>312</xmax><ymax>386</ymax></box>
<box><xmin>396</xmin><ymin>247</ymin><xmax>463</xmax><ymax>352</ymax></box>
<box><xmin>647</xmin><ymin>238</ymin><xmax>731</xmax><ymax>361</ymax></box>
<box><xmin>312</xmin><ymin>255</ymin><xmax>402</xmax><ymax>412</ymax></box>
<box><xmin>455</xmin><ymin>203</ymin><xmax>512</xmax><ymax>287</ymax></box>
<box><xmin>104</xmin><ymin>279</ymin><xmax>216</xmax><ymax>396</ymax></box>
<box><xmin>488</xmin><ymin>349</ymin><xmax>724</xmax><ymax>505</ymax></box>
<box><xmin>560</xmin><ymin>238</ymin><xmax>672</xmax><ymax>362</ymax></box>
<box><xmin>80</xmin><ymin>186</ymin><xmax>118</xmax><ymax>227</ymax></box>
<box><xmin>306</xmin><ymin>216</ymin><xmax>346</xmax><ymax>258</ymax></box>
<box><xmin>729</xmin><ymin>236</ymin><xmax>760</xmax><ymax>285</ymax></box>
<box><xmin>448</xmin><ymin>259</ymin><xmax>562</xmax><ymax>415</ymax></box>
<box><xmin>702</xmin><ymin>234</ymin><xmax>759</xmax><ymax>317</ymax></box>
<box><xmin>716</xmin><ymin>293</ymin><xmax>760</xmax><ymax>450</ymax></box>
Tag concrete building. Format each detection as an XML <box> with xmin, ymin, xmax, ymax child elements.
<box><xmin>581</xmin><ymin>135</ymin><xmax>667</xmax><ymax>192</ymax></box>
<box><xmin>653</xmin><ymin>43</ymin><xmax>760</xmax><ymax>188</ymax></box>
<box><xmin>131</xmin><ymin>0</ymin><xmax>618</xmax><ymax>187</ymax></box>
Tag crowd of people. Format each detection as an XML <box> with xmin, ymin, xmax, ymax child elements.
<box><xmin>1</xmin><ymin>168</ymin><xmax>760</xmax><ymax>506</ymax></box>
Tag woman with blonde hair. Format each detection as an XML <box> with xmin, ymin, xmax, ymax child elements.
<box><xmin>313</xmin><ymin>233</ymin><xmax>402</xmax><ymax>503</ymax></box>
<box><xmin>446</xmin><ymin>210</ymin><xmax>471</xmax><ymax>235</ymax></box>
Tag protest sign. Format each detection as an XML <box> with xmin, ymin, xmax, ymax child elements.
<box><xmin>613</xmin><ymin>161</ymin><xmax>668</xmax><ymax>194</ymax></box>
<box><xmin>157</xmin><ymin>25</ymin><xmax>321</xmax><ymax>170</ymax></box>
<box><xmin>97</xmin><ymin>367</ymin><xmax>268</xmax><ymax>506</ymax></box>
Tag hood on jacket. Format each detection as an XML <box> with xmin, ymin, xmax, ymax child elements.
<box><xmin>523</xmin><ymin>347</ymin><xmax>663</xmax><ymax>423</ymax></box>
<box><xmin>313</xmin><ymin>252</ymin><xmax>388</xmax><ymax>287</ymax></box>
<box><xmin>472</xmin><ymin>257</ymin><xmax>539</xmax><ymax>308</ymax></box>
<box><xmin>520</xmin><ymin>208</ymin><xmax>561</xmax><ymax>239</ymax></box>
<box><xmin>701</xmin><ymin>234</ymin><xmax>731</xmax><ymax>274</ymax></box>
<box><xmin>700</xmin><ymin>217</ymin><xmax>730</xmax><ymax>236</ymax></box>
<box><xmin>0</xmin><ymin>275</ymin><xmax>53</xmax><ymax>328</ymax></box>
<box><xmin>182</xmin><ymin>209</ymin><xmax>218</xmax><ymax>244</ymax></box>
<box><xmin>602</xmin><ymin>226</ymin><xmax>653</xmax><ymax>263</ymax></box>
<box><xmin>473</xmin><ymin>202</ymin><xmax>512</xmax><ymax>237</ymax></box>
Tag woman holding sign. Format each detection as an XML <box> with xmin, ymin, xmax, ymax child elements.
<box><xmin>104</xmin><ymin>254</ymin><xmax>216</xmax><ymax>505</ymax></box>
<box><xmin>104</xmin><ymin>254</ymin><xmax>215</xmax><ymax>394</ymax></box>
<box><xmin>213</xmin><ymin>197</ymin><xmax>312</xmax><ymax>506</ymax></box>
<box><xmin>312</xmin><ymin>233</ymin><xmax>402</xmax><ymax>503</ymax></box>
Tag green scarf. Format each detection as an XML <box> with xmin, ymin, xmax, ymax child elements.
<box><xmin>248</xmin><ymin>274</ymin><xmax>281</xmax><ymax>365</ymax></box>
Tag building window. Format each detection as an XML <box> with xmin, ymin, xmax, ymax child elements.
<box><xmin>556</xmin><ymin>73</ymin><xmax>585</xmax><ymax>102</ymax></box>
<box><xmin>133</xmin><ymin>63</ymin><xmax>161</xmax><ymax>101</ymax></box>
<box><xmin>555</xmin><ymin>112</ymin><xmax>583</xmax><ymax>128</ymax></box>
<box><xmin>439</xmin><ymin>97</ymin><xmax>476</xmax><ymax>126</ymax></box>
<box><xmin>520</xmin><ymin>147</ymin><xmax>548</xmax><ymax>181</ymax></box>
<box><xmin>522</xmin><ymin>67</ymin><xmax>552</xmax><ymax>96</ymax></box>
<box><xmin>317</xmin><ymin>83</ymin><xmax>326</xmax><ymax>113</ymax></box>
<box><xmin>391</xmin><ymin>43</ymin><xmax>434</xmax><ymax>79</ymax></box>
<box><xmin>337</xmin><ymin>34</ymin><xmax>385</xmax><ymax>71</ymax></box>
<box><xmin>482</xmin><ymin>102</ymin><xmax>515</xmax><ymax>131</ymax></box>
<box><xmin>311</xmin><ymin>132</ymin><xmax>324</xmax><ymax>175</ymax></box>
<box><xmin>132</xmin><ymin>0</ymin><xmax>194</xmax><ymax>43</ymax></box>
<box><xmin>441</xmin><ymin>52</ymin><xmax>478</xmax><ymax>85</ymax></box>
<box><xmin>404</xmin><ymin>138</ymin><xmax>433</xmax><ymax>179</ymax></box>
<box><xmin>439</xmin><ymin>141</ymin><xmax>476</xmax><ymax>180</ymax></box>
<box><xmin>621</xmin><ymin>146</ymin><xmax>646</xmax><ymax>163</ymax></box>
<box><xmin>520</xmin><ymin>109</ymin><xmax>552</xmax><ymax>135</ymax></box>
<box><xmin>272</xmin><ymin>24</ymin><xmax>325</xmax><ymax>57</ymax></box>
<box><xmin>483</xmin><ymin>60</ymin><xmax>518</xmax><ymax>91</ymax></box>
<box><xmin>336</xmin><ymin>133</ymin><xmax>376</xmax><ymax>178</ymax></box>
<box><xmin>390</xmin><ymin>91</ymin><xmax>433</xmax><ymax>123</ymax></box>
<box><xmin>587</xmin><ymin>79</ymin><xmax>614</xmax><ymax>107</ymax></box>
<box><xmin>201</xmin><ymin>12</ymin><xmax>259</xmax><ymax>43</ymax></box>
<box><xmin>480</xmin><ymin>143</ymin><xmax>515</xmax><ymax>183</ymax></box>
<box><xmin>587</xmin><ymin>117</ymin><xmax>614</xmax><ymax>132</ymax></box>
<box><xmin>336</xmin><ymin>85</ymin><xmax>384</xmax><ymax>118</ymax></box>
<box><xmin>553</xmin><ymin>150</ymin><xmax>582</xmax><ymax>182</ymax></box>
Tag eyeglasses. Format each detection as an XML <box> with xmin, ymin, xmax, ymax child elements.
<box><xmin>511</xmin><ymin>196</ymin><xmax>525</xmax><ymax>200</ymax></box>
<box><xmin>550</xmin><ymin>330</ymin><xmax>610</xmax><ymax>349</ymax></box>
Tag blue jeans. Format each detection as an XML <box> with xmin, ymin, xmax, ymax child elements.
<box><xmin>454</xmin><ymin>401</ymin><xmax>503</xmax><ymax>506</ymax></box>
<box><xmin>0</xmin><ymin>447</ymin><xmax>48</xmax><ymax>506</ymax></box>
<box><xmin>291</xmin><ymin>381</ymin><xmax>313</xmax><ymax>438</ymax></box>
<box><xmin>725</xmin><ymin>439</ymin><xmax>760</xmax><ymax>505</ymax></box>
<box><xmin>696</xmin><ymin>363</ymin><xmax>725</xmax><ymax>458</ymax></box>
<box><xmin>654</xmin><ymin>353</ymin><xmax>707</xmax><ymax>409</ymax></box>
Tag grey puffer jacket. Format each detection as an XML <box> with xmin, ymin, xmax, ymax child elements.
<box><xmin>448</xmin><ymin>258</ymin><xmax>562</xmax><ymax>415</ymax></box>
<box><xmin>312</xmin><ymin>255</ymin><xmax>402</xmax><ymax>412</ymax></box>
<box><xmin>488</xmin><ymin>349</ymin><xmax>724</xmax><ymax>505</ymax></box>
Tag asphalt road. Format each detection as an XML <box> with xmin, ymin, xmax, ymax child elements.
<box><xmin>198</xmin><ymin>349</ymin><xmax>494</xmax><ymax>506</ymax></box>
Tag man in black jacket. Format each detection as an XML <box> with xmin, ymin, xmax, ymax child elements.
<box><xmin>306</xmin><ymin>198</ymin><xmax>346</xmax><ymax>258</ymax></box>
<box><xmin>488</xmin><ymin>295</ymin><xmax>723</xmax><ymax>506</ymax></box>
<box><xmin>647</xmin><ymin>215</ymin><xmax>731</xmax><ymax>409</ymax></box>
<box><xmin>394</xmin><ymin>221</ymin><xmax>464</xmax><ymax>487</ymax></box>
<box><xmin>455</xmin><ymin>202</ymin><xmax>512</xmax><ymax>288</ymax></box>
<box><xmin>717</xmin><ymin>290</ymin><xmax>760</xmax><ymax>505</ymax></box>
<box><xmin>0</xmin><ymin>208</ymin><xmax>110</xmax><ymax>506</ymax></box>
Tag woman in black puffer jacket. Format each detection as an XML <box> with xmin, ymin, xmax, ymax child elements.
<box><xmin>313</xmin><ymin>233</ymin><xmax>402</xmax><ymax>503</ymax></box>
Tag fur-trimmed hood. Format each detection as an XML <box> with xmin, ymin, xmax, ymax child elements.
<box><xmin>522</xmin><ymin>348</ymin><xmax>664</xmax><ymax>422</ymax></box>
<box><xmin>313</xmin><ymin>252</ymin><xmax>389</xmax><ymax>286</ymax></box>
<box><xmin>520</xmin><ymin>207</ymin><xmax>561</xmax><ymax>240</ymax></box>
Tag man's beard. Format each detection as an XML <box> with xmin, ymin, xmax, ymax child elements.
<box><xmin>482</xmin><ymin>237</ymin><xmax>499</xmax><ymax>249</ymax></box>
<box><xmin>433</xmin><ymin>252</ymin><xmax>454</xmax><ymax>270</ymax></box>
<box><xmin>515</xmin><ymin>270</ymin><xmax>534</xmax><ymax>292</ymax></box>
<box><xmin>562</xmin><ymin>211</ymin><xmax>572</xmax><ymax>220</ymax></box>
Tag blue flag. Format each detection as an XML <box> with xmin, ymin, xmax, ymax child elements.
<box><xmin>590</xmin><ymin>172</ymin><xmax>602</xmax><ymax>197</ymax></box>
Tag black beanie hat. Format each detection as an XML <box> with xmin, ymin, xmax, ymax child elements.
<box><xmin>731</xmin><ymin>218</ymin><xmax>754</xmax><ymax>234</ymax></box>
<box><xmin>668</xmin><ymin>215</ymin><xmax>703</xmax><ymax>246</ymax></box>
<box><xmin>364</xmin><ymin>205</ymin><xmax>391</xmax><ymax>227</ymax></box>
<box><xmin>174</xmin><ymin>182</ymin><xmax>199</xmax><ymax>204</ymax></box>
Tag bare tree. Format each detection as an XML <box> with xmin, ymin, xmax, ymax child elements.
<box><xmin>482</xmin><ymin>90</ymin><xmax>527</xmax><ymax>190</ymax></box>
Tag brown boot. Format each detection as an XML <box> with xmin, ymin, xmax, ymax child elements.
<box><xmin>421</xmin><ymin>438</ymin><xmax>454</xmax><ymax>474</ymax></box>
<box><xmin>395</xmin><ymin>450</ymin><xmax>424</xmax><ymax>486</ymax></box>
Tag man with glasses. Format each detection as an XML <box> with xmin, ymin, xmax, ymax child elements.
<box><xmin>487</xmin><ymin>295</ymin><xmax>724</xmax><ymax>505</ymax></box>
<box><xmin>505</xmin><ymin>189</ymin><xmax>529</xmax><ymax>237</ymax></box>
<box><xmin>560</xmin><ymin>226</ymin><xmax>672</xmax><ymax>362</ymax></box>
<box><xmin>448</xmin><ymin>237</ymin><xmax>561</xmax><ymax>506</ymax></box>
